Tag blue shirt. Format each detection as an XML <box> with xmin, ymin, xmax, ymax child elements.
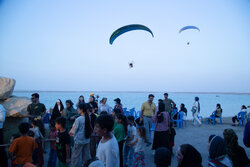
<box><xmin>0</xmin><ymin>104</ymin><xmax>6</xmax><ymax>129</ymax></box>
<box><xmin>72</xmin><ymin>115</ymin><xmax>90</xmax><ymax>144</ymax></box>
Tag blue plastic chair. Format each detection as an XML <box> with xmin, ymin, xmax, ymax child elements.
<box><xmin>123</xmin><ymin>108</ymin><xmax>127</xmax><ymax>113</ymax></box>
<box><xmin>123</xmin><ymin>108</ymin><xmax>130</xmax><ymax>117</ymax></box>
<box><xmin>135</xmin><ymin>110</ymin><xmax>141</xmax><ymax>119</ymax></box>
<box><xmin>197</xmin><ymin>115</ymin><xmax>203</xmax><ymax>123</ymax></box>
<box><xmin>129</xmin><ymin>108</ymin><xmax>136</xmax><ymax>117</ymax></box>
<box><xmin>173</xmin><ymin>111</ymin><xmax>185</xmax><ymax>128</ymax></box>
<box><xmin>171</xmin><ymin>109</ymin><xmax>178</xmax><ymax>120</ymax></box>
<box><xmin>237</xmin><ymin>111</ymin><xmax>247</xmax><ymax>126</ymax></box>
<box><xmin>205</xmin><ymin>111</ymin><xmax>223</xmax><ymax>125</ymax></box>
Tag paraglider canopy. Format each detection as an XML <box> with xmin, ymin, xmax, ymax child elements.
<box><xmin>109</xmin><ymin>24</ymin><xmax>154</xmax><ymax>45</ymax></box>
<box><xmin>179</xmin><ymin>26</ymin><xmax>200</xmax><ymax>33</ymax></box>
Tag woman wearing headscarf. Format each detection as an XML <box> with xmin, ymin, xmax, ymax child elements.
<box><xmin>176</xmin><ymin>144</ymin><xmax>202</xmax><ymax>167</ymax></box>
<box><xmin>223</xmin><ymin>129</ymin><xmax>250</xmax><ymax>167</ymax></box>
<box><xmin>76</xmin><ymin>95</ymin><xmax>85</xmax><ymax>109</ymax></box>
<box><xmin>152</xmin><ymin>102</ymin><xmax>171</xmax><ymax>152</ymax></box>
<box><xmin>208</xmin><ymin>135</ymin><xmax>233</xmax><ymax>167</ymax></box>
<box><xmin>51</xmin><ymin>99</ymin><xmax>64</xmax><ymax>121</ymax></box>
<box><xmin>114</xmin><ymin>98</ymin><xmax>124</xmax><ymax>114</ymax></box>
<box><xmin>62</xmin><ymin>100</ymin><xmax>78</xmax><ymax>131</ymax></box>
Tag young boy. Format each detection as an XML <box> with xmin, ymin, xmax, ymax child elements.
<box><xmin>9</xmin><ymin>122</ymin><xmax>38</xmax><ymax>166</ymax></box>
<box><xmin>95</xmin><ymin>114</ymin><xmax>120</xmax><ymax>167</ymax></box>
<box><xmin>169</xmin><ymin>122</ymin><xmax>176</xmax><ymax>154</ymax></box>
<box><xmin>47</xmin><ymin>121</ymin><xmax>57</xmax><ymax>167</ymax></box>
<box><xmin>55</xmin><ymin>117</ymin><xmax>71</xmax><ymax>167</ymax></box>
<box><xmin>124</xmin><ymin>116</ymin><xmax>136</xmax><ymax>167</ymax></box>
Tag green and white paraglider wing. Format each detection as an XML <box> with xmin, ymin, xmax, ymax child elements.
<box><xmin>109</xmin><ymin>24</ymin><xmax>154</xmax><ymax>45</ymax></box>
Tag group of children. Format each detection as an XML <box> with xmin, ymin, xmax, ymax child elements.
<box><xmin>96</xmin><ymin>111</ymin><xmax>148</xmax><ymax>167</ymax></box>
<box><xmin>8</xmin><ymin>102</ymin><xmax>175</xmax><ymax>167</ymax></box>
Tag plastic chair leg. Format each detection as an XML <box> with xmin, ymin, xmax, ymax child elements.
<box><xmin>220</xmin><ymin>118</ymin><xmax>222</xmax><ymax>124</ymax></box>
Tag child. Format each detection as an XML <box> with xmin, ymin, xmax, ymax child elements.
<box><xmin>130</xmin><ymin>126</ymin><xmax>146</xmax><ymax>167</ymax></box>
<box><xmin>47</xmin><ymin>121</ymin><xmax>57</xmax><ymax>167</ymax></box>
<box><xmin>9</xmin><ymin>134</ymin><xmax>21</xmax><ymax>167</ymax></box>
<box><xmin>112</xmin><ymin>108</ymin><xmax>122</xmax><ymax>118</ymax></box>
<box><xmin>124</xmin><ymin>116</ymin><xmax>136</xmax><ymax>167</ymax></box>
<box><xmin>86</xmin><ymin>103</ymin><xmax>99</xmax><ymax>158</ymax></box>
<box><xmin>69</xmin><ymin>103</ymin><xmax>92</xmax><ymax>167</ymax></box>
<box><xmin>55</xmin><ymin>117</ymin><xmax>71</xmax><ymax>167</ymax></box>
<box><xmin>43</xmin><ymin>110</ymin><xmax>51</xmax><ymax>132</ymax></box>
<box><xmin>169</xmin><ymin>122</ymin><xmax>176</xmax><ymax>154</ymax></box>
<box><xmin>9</xmin><ymin>123</ymin><xmax>38</xmax><ymax>166</ymax></box>
<box><xmin>113</xmin><ymin>113</ymin><xmax>127</xmax><ymax>167</ymax></box>
<box><xmin>95</xmin><ymin>114</ymin><xmax>119</xmax><ymax>167</ymax></box>
<box><xmin>30</xmin><ymin>118</ymin><xmax>45</xmax><ymax>167</ymax></box>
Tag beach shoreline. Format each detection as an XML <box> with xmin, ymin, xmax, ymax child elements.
<box><xmin>13</xmin><ymin>90</ymin><xmax>250</xmax><ymax>95</ymax></box>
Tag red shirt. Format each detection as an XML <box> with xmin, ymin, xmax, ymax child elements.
<box><xmin>49</xmin><ymin>130</ymin><xmax>57</xmax><ymax>150</ymax></box>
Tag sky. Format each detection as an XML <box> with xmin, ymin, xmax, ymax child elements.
<box><xmin>0</xmin><ymin>0</ymin><xmax>250</xmax><ymax>92</ymax></box>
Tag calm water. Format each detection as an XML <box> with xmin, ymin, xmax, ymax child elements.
<box><xmin>13</xmin><ymin>91</ymin><xmax>250</xmax><ymax>120</ymax></box>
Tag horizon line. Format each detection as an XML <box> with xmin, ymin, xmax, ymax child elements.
<box><xmin>13</xmin><ymin>90</ymin><xmax>250</xmax><ymax>95</ymax></box>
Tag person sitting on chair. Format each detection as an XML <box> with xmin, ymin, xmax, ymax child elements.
<box><xmin>208</xmin><ymin>104</ymin><xmax>223</xmax><ymax>124</ymax></box>
<box><xmin>173</xmin><ymin>104</ymin><xmax>187</xmax><ymax>120</ymax></box>
<box><xmin>214</xmin><ymin>104</ymin><xmax>222</xmax><ymax>118</ymax></box>
<box><xmin>232</xmin><ymin>105</ymin><xmax>247</xmax><ymax>126</ymax></box>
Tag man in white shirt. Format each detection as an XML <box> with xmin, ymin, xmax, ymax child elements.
<box><xmin>98</xmin><ymin>98</ymin><xmax>112</xmax><ymax>114</ymax></box>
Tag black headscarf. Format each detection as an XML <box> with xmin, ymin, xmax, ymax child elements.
<box><xmin>157</xmin><ymin>102</ymin><xmax>165</xmax><ymax>123</ymax></box>
<box><xmin>178</xmin><ymin>144</ymin><xmax>202</xmax><ymax>167</ymax></box>
<box><xmin>209</xmin><ymin>136</ymin><xmax>227</xmax><ymax>160</ymax></box>
<box><xmin>51</xmin><ymin>99</ymin><xmax>64</xmax><ymax>121</ymax></box>
<box><xmin>66</xmin><ymin>100</ymin><xmax>74</xmax><ymax>109</ymax></box>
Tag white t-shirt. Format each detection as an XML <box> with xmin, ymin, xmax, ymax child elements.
<box><xmin>30</xmin><ymin>127</ymin><xmax>44</xmax><ymax>139</ymax></box>
<box><xmin>193</xmin><ymin>101</ymin><xmax>200</xmax><ymax>113</ymax></box>
<box><xmin>134</xmin><ymin>136</ymin><xmax>145</xmax><ymax>153</ymax></box>
<box><xmin>96</xmin><ymin>135</ymin><xmax>119</xmax><ymax>167</ymax></box>
<box><xmin>126</xmin><ymin>125</ymin><xmax>136</xmax><ymax>145</ymax></box>
<box><xmin>98</xmin><ymin>104</ymin><xmax>112</xmax><ymax>114</ymax></box>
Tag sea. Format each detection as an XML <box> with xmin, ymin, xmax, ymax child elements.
<box><xmin>13</xmin><ymin>91</ymin><xmax>250</xmax><ymax>120</ymax></box>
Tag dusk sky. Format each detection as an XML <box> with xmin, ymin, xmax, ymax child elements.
<box><xmin>0</xmin><ymin>0</ymin><xmax>250</xmax><ymax>92</ymax></box>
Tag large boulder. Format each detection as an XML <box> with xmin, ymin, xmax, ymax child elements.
<box><xmin>0</xmin><ymin>77</ymin><xmax>16</xmax><ymax>100</ymax></box>
<box><xmin>0</xmin><ymin>96</ymin><xmax>31</xmax><ymax>117</ymax></box>
<box><xmin>3</xmin><ymin>117</ymin><xmax>29</xmax><ymax>144</ymax></box>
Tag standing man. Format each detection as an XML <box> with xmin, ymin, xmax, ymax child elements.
<box><xmin>27</xmin><ymin>93</ymin><xmax>46</xmax><ymax>119</ymax></box>
<box><xmin>140</xmin><ymin>94</ymin><xmax>156</xmax><ymax>146</ymax></box>
<box><xmin>0</xmin><ymin>104</ymin><xmax>8</xmax><ymax>167</ymax></box>
<box><xmin>163</xmin><ymin>93</ymin><xmax>175</xmax><ymax>114</ymax></box>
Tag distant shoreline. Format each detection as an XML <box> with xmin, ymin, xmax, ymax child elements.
<box><xmin>14</xmin><ymin>90</ymin><xmax>250</xmax><ymax>95</ymax></box>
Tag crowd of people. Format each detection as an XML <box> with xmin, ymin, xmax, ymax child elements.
<box><xmin>0</xmin><ymin>92</ymin><xmax>249</xmax><ymax>167</ymax></box>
